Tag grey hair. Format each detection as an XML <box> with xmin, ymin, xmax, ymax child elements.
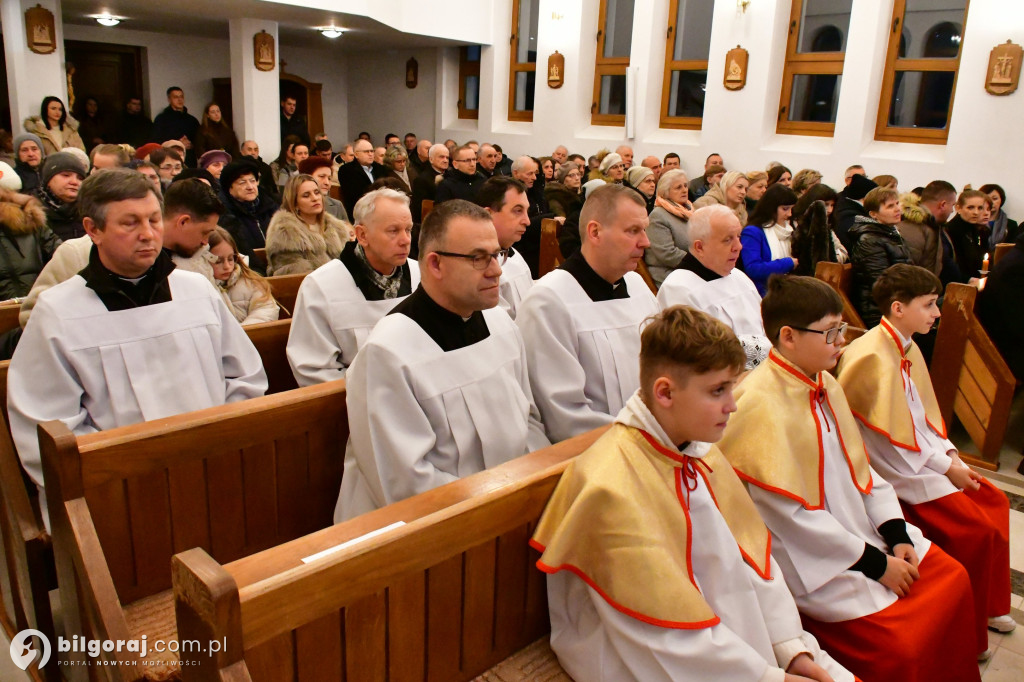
<box><xmin>383</xmin><ymin>145</ymin><xmax>408</xmax><ymax>167</ymax></box>
<box><xmin>688</xmin><ymin>205</ymin><xmax>735</xmax><ymax>244</ymax></box>
<box><xmin>656</xmin><ymin>169</ymin><xmax>689</xmax><ymax>198</ymax></box>
<box><xmin>428</xmin><ymin>143</ymin><xmax>449</xmax><ymax>160</ymax></box>
<box><xmin>511</xmin><ymin>155</ymin><xmax>536</xmax><ymax>173</ymax></box>
<box><xmin>353</xmin><ymin>187</ymin><xmax>410</xmax><ymax>227</ymax></box>
<box><xmin>78</xmin><ymin>168</ymin><xmax>160</xmax><ymax>229</ymax></box>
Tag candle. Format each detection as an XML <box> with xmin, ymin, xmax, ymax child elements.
<box><xmin>983</xmin><ymin>252</ymin><xmax>990</xmax><ymax>271</ymax></box>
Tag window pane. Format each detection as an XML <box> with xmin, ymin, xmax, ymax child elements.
<box><xmin>512</xmin><ymin>71</ymin><xmax>536</xmax><ymax>113</ymax></box>
<box><xmin>516</xmin><ymin>0</ymin><xmax>538</xmax><ymax>63</ymax></box>
<box><xmin>797</xmin><ymin>0</ymin><xmax>852</xmax><ymax>53</ymax></box>
<box><xmin>887</xmin><ymin>70</ymin><xmax>954</xmax><ymax>129</ymax></box>
<box><xmin>466</xmin><ymin>45</ymin><xmax>481</xmax><ymax>62</ymax></box>
<box><xmin>465</xmin><ymin>76</ymin><xmax>479</xmax><ymax>111</ymax></box>
<box><xmin>602</xmin><ymin>0</ymin><xmax>635</xmax><ymax>59</ymax></box>
<box><xmin>788</xmin><ymin>73</ymin><xmax>841</xmax><ymax>123</ymax></box>
<box><xmin>597</xmin><ymin>74</ymin><xmax>627</xmax><ymax>115</ymax></box>
<box><xmin>667</xmin><ymin>69</ymin><xmax>707</xmax><ymax>118</ymax></box>
<box><xmin>900</xmin><ymin>0</ymin><xmax>965</xmax><ymax>59</ymax></box>
<box><xmin>672</xmin><ymin>0</ymin><xmax>713</xmax><ymax>61</ymax></box>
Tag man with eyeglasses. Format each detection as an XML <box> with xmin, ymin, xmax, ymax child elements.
<box><xmin>337</xmin><ymin>139</ymin><xmax>388</xmax><ymax>219</ymax></box>
<box><xmin>335</xmin><ymin>199</ymin><xmax>549</xmax><ymax>521</ymax></box>
<box><xmin>518</xmin><ymin>184</ymin><xmax>659</xmax><ymax>443</ymax></box>
<box><xmin>435</xmin><ymin>145</ymin><xmax>484</xmax><ymax>205</ymax></box>
<box><xmin>476</xmin><ymin>177</ymin><xmax>533</xmax><ymax>318</ymax></box>
<box><xmin>658</xmin><ymin>205</ymin><xmax>771</xmax><ymax>370</ymax></box>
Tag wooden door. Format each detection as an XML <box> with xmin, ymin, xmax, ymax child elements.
<box><xmin>64</xmin><ymin>40</ymin><xmax>144</xmax><ymax>124</ymax></box>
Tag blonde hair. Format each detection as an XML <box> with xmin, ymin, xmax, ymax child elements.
<box><xmin>281</xmin><ymin>174</ymin><xmax>327</xmax><ymax>229</ymax></box>
<box><xmin>208</xmin><ymin>227</ymin><xmax>274</xmax><ymax>306</ymax></box>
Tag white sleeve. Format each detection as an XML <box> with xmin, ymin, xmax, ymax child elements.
<box><xmin>516</xmin><ymin>286</ymin><xmax>614</xmax><ymax>442</ymax></box>
<box><xmin>212</xmin><ymin>290</ymin><xmax>268</xmax><ymax>402</ymax></box>
<box><xmin>286</xmin><ymin>277</ymin><xmax>351</xmax><ymax>386</ymax></box>
<box><xmin>861</xmin><ymin>467</ymin><xmax>907</xmax><ymax>530</ymax></box>
<box><xmin>511</xmin><ymin>323</ymin><xmax>551</xmax><ymax>452</ymax></box>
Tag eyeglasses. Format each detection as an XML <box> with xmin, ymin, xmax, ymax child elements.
<box><xmin>455</xmin><ymin>157</ymin><xmax>478</xmax><ymax>163</ymax></box>
<box><xmin>435</xmin><ymin>249</ymin><xmax>509</xmax><ymax>269</ymax></box>
<box><xmin>789</xmin><ymin>322</ymin><xmax>856</xmax><ymax>345</ymax></box>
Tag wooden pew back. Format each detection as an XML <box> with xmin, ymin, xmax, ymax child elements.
<box><xmin>930</xmin><ymin>283</ymin><xmax>1016</xmax><ymax>469</ymax></box>
<box><xmin>538</xmin><ymin>217</ymin><xmax>563</xmax><ymax>278</ymax></box>
<box><xmin>0</xmin><ymin>302</ymin><xmax>19</xmax><ymax>337</ymax></box>
<box><xmin>173</xmin><ymin>428</ymin><xmax>607</xmax><ymax>682</ymax></box>
<box><xmin>993</xmin><ymin>242</ymin><xmax>1014</xmax><ymax>267</ymax></box>
<box><xmin>266</xmin><ymin>273</ymin><xmax>306</xmax><ymax>318</ymax></box>
<box><xmin>246</xmin><ymin>318</ymin><xmax>297</xmax><ymax>394</ymax></box>
<box><xmin>814</xmin><ymin>261</ymin><xmax>866</xmax><ymax>340</ymax></box>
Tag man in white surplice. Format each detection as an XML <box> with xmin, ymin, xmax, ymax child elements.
<box><xmin>287</xmin><ymin>188</ymin><xmax>420</xmax><ymax>385</ymax></box>
<box><xmin>9</xmin><ymin>169</ymin><xmax>267</xmax><ymax>524</ymax></box>
<box><xmin>517</xmin><ymin>184</ymin><xmax>660</xmax><ymax>443</ymax></box>
<box><xmin>475</xmin><ymin>176</ymin><xmax>532</xmax><ymax>318</ymax></box>
<box><xmin>335</xmin><ymin>199</ymin><xmax>549</xmax><ymax>522</ymax></box>
<box><xmin>658</xmin><ymin>205</ymin><xmax>771</xmax><ymax>369</ymax></box>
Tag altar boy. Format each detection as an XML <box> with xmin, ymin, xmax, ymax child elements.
<box><xmin>717</xmin><ymin>275</ymin><xmax>981</xmax><ymax>681</ymax></box>
<box><xmin>837</xmin><ymin>264</ymin><xmax>1014</xmax><ymax>652</ymax></box>
<box><xmin>533</xmin><ymin>306</ymin><xmax>853</xmax><ymax>682</ymax></box>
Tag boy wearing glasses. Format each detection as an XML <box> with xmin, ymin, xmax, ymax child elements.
<box><xmin>837</xmin><ymin>264</ymin><xmax>1014</xmax><ymax>654</ymax></box>
<box><xmin>718</xmin><ymin>275</ymin><xmax>980</xmax><ymax>682</ymax></box>
<box><xmin>334</xmin><ymin>199</ymin><xmax>548</xmax><ymax>522</ymax></box>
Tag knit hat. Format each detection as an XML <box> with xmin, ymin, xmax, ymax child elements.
<box><xmin>135</xmin><ymin>142</ymin><xmax>162</xmax><ymax>160</ymax></box>
<box><xmin>582</xmin><ymin>179</ymin><xmax>606</xmax><ymax>199</ymax></box>
<box><xmin>555</xmin><ymin>161</ymin><xmax>578</xmax><ymax>184</ymax></box>
<box><xmin>599</xmin><ymin>153</ymin><xmax>623</xmax><ymax>174</ymax></box>
<box><xmin>42</xmin><ymin>151</ymin><xmax>87</xmax><ymax>187</ymax></box>
<box><xmin>0</xmin><ymin>162</ymin><xmax>23</xmax><ymax>191</ymax></box>
<box><xmin>163</xmin><ymin>139</ymin><xmax>187</xmax><ymax>156</ymax></box>
<box><xmin>199</xmin><ymin>150</ymin><xmax>232</xmax><ymax>169</ymax></box>
<box><xmin>625</xmin><ymin>166</ymin><xmax>653</xmax><ymax>188</ymax></box>
<box><xmin>13</xmin><ymin>133</ymin><xmax>44</xmax><ymax>157</ymax></box>
<box><xmin>846</xmin><ymin>173</ymin><xmax>878</xmax><ymax>202</ymax></box>
<box><xmin>62</xmin><ymin>147</ymin><xmax>91</xmax><ymax>175</ymax></box>
<box><xmin>220</xmin><ymin>159</ymin><xmax>261</xmax><ymax>189</ymax></box>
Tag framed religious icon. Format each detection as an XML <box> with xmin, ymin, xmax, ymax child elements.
<box><xmin>26</xmin><ymin>5</ymin><xmax>56</xmax><ymax>55</ymax></box>
<box><xmin>254</xmin><ymin>31</ymin><xmax>275</xmax><ymax>72</ymax></box>
<box><xmin>985</xmin><ymin>41</ymin><xmax>1022</xmax><ymax>96</ymax></box>
<box><xmin>547</xmin><ymin>51</ymin><xmax>565</xmax><ymax>88</ymax></box>
<box><xmin>724</xmin><ymin>46</ymin><xmax>748</xmax><ymax>91</ymax></box>
<box><xmin>406</xmin><ymin>58</ymin><xmax>418</xmax><ymax>88</ymax></box>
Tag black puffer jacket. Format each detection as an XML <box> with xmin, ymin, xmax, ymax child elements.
<box><xmin>35</xmin><ymin>187</ymin><xmax>84</xmax><ymax>241</ymax></box>
<box><xmin>0</xmin><ymin>189</ymin><xmax>61</xmax><ymax>300</ymax></box>
<box><xmin>849</xmin><ymin>215</ymin><xmax>911</xmax><ymax>327</ymax></box>
<box><xmin>945</xmin><ymin>214</ymin><xmax>987</xmax><ymax>280</ymax></box>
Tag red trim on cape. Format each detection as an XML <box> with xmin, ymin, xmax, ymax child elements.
<box><xmin>873</xmin><ymin>318</ymin><xmax>949</xmax><ymax>442</ymax></box>
<box><xmin>733</xmin><ymin>468</ymin><xmax>825</xmax><ymax>510</ymax></box>
<box><xmin>822</xmin><ymin>391</ymin><xmax>873</xmax><ymax>495</ymax></box>
<box><xmin>850</xmin><ymin>408</ymin><xmax>920</xmax><ymax>452</ymax></box>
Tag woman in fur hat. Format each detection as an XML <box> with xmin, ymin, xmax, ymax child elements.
<box><xmin>0</xmin><ymin>171</ymin><xmax>61</xmax><ymax>301</ymax></box>
<box><xmin>23</xmin><ymin>97</ymin><xmax>85</xmax><ymax>155</ymax></box>
<box><xmin>265</xmin><ymin>174</ymin><xmax>352</xmax><ymax>275</ymax></box>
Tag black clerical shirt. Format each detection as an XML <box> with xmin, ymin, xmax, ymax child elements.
<box><xmin>559</xmin><ymin>251</ymin><xmax>629</xmax><ymax>302</ymax></box>
<box><xmin>80</xmin><ymin>246</ymin><xmax>175</xmax><ymax>312</ymax></box>
<box><xmin>678</xmin><ymin>252</ymin><xmax>723</xmax><ymax>283</ymax></box>
<box><xmin>389</xmin><ymin>285</ymin><xmax>490</xmax><ymax>352</ymax></box>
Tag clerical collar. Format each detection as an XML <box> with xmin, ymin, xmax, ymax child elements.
<box><xmin>338</xmin><ymin>240</ymin><xmax>411</xmax><ymax>301</ymax></box>
<box><xmin>679</xmin><ymin>252</ymin><xmax>722</xmax><ymax>282</ymax></box>
<box><xmin>79</xmin><ymin>245</ymin><xmax>176</xmax><ymax>312</ymax></box>
<box><xmin>559</xmin><ymin>251</ymin><xmax>628</xmax><ymax>302</ymax></box>
<box><xmin>389</xmin><ymin>285</ymin><xmax>490</xmax><ymax>352</ymax></box>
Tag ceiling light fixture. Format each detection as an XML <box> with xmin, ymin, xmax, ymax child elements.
<box><xmin>91</xmin><ymin>14</ymin><xmax>122</xmax><ymax>27</ymax></box>
<box><xmin>319</xmin><ymin>27</ymin><xmax>346</xmax><ymax>38</ymax></box>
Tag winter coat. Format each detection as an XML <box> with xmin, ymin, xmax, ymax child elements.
<box><xmin>216</xmin><ymin>267</ymin><xmax>280</xmax><ymax>325</ymax></box>
<box><xmin>896</xmin><ymin>196</ymin><xmax>943</xmax><ymax>276</ymax></box>
<box><xmin>264</xmin><ymin>210</ymin><xmax>352</xmax><ymax>276</ymax></box>
<box><xmin>835</xmin><ymin>197</ymin><xmax>869</xmax><ymax>252</ymax></box>
<box><xmin>35</xmin><ymin>188</ymin><xmax>84</xmax><ymax>241</ymax></box>
<box><xmin>740</xmin><ymin>225</ymin><xmax>796</xmax><ymax>296</ymax></box>
<box><xmin>791</xmin><ymin>200</ymin><xmax>837</xmax><ymax>277</ymax></box>
<box><xmin>195</xmin><ymin>123</ymin><xmax>241</xmax><ymax>159</ymax></box>
<box><xmin>218</xmin><ymin>190</ymin><xmax>279</xmax><ymax>270</ymax></box>
<box><xmin>544</xmin><ymin>182</ymin><xmax>582</xmax><ymax>219</ymax></box>
<box><xmin>14</xmin><ymin>162</ymin><xmax>41</xmax><ymax>195</ymax></box>
<box><xmin>692</xmin><ymin>184</ymin><xmax>748</xmax><ymax>226</ymax></box>
<box><xmin>645</xmin><ymin>206</ymin><xmax>690</xmax><ymax>287</ymax></box>
<box><xmin>0</xmin><ymin>190</ymin><xmax>61</xmax><ymax>300</ymax></box>
<box><xmin>848</xmin><ymin>215</ymin><xmax>912</xmax><ymax>327</ymax></box>
<box><xmin>23</xmin><ymin>116</ymin><xmax>85</xmax><ymax>155</ymax></box>
<box><xmin>945</xmin><ymin>214</ymin><xmax>987</xmax><ymax>280</ymax></box>
<box><xmin>434</xmin><ymin>168</ymin><xmax>485</xmax><ymax>204</ymax></box>
<box><xmin>977</xmin><ymin>235</ymin><xmax>1024</xmax><ymax>381</ymax></box>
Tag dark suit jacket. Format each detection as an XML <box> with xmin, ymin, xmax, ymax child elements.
<box><xmin>411</xmin><ymin>167</ymin><xmax>442</xmax><ymax>223</ymax></box>
<box><xmin>337</xmin><ymin>161</ymin><xmax>388</xmax><ymax>218</ymax></box>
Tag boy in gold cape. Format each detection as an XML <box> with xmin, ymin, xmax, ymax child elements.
<box><xmin>532</xmin><ymin>306</ymin><xmax>853</xmax><ymax>682</ymax></box>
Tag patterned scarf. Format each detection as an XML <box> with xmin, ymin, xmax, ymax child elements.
<box><xmin>355</xmin><ymin>244</ymin><xmax>404</xmax><ymax>299</ymax></box>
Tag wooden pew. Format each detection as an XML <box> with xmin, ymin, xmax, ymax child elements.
<box><xmin>635</xmin><ymin>258</ymin><xmax>658</xmax><ymax>294</ymax></box>
<box><xmin>930</xmin><ymin>283</ymin><xmax>1016</xmax><ymax>470</ymax></box>
<box><xmin>0</xmin><ymin>302</ymin><xmax>19</xmax><ymax>336</ymax></box>
<box><xmin>538</xmin><ymin>217</ymin><xmax>563</xmax><ymax>278</ymax></box>
<box><xmin>251</xmin><ymin>248</ymin><xmax>267</xmax><ymax>269</ymax></box>
<box><xmin>421</xmin><ymin>199</ymin><xmax>434</xmax><ymax>220</ymax></box>
<box><xmin>814</xmin><ymin>261</ymin><xmax>867</xmax><ymax>341</ymax></box>
<box><xmin>265</xmin><ymin>272</ymin><xmax>306</xmax><ymax>318</ymax></box>
<box><xmin>172</xmin><ymin>427</ymin><xmax>608</xmax><ymax>682</ymax></box>
<box><xmin>38</xmin><ymin>380</ymin><xmax>349</xmax><ymax>681</ymax></box>
<box><xmin>992</xmin><ymin>242</ymin><xmax>1014</xmax><ymax>267</ymax></box>
<box><xmin>245</xmin><ymin>319</ymin><xmax>297</xmax><ymax>395</ymax></box>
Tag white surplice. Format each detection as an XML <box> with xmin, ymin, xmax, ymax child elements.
<box><xmin>286</xmin><ymin>259</ymin><xmax>421</xmax><ymax>386</ymax></box>
<box><xmin>335</xmin><ymin>307</ymin><xmax>550</xmax><ymax>521</ymax></box>
<box><xmin>657</xmin><ymin>267</ymin><xmax>771</xmax><ymax>368</ymax></box>
<box><xmin>498</xmin><ymin>248</ymin><xmax>533</xmax><ymax>319</ymax></box>
<box><xmin>9</xmin><ymin>270</ymin><xmax>267</xmax><ymax>523</ymax></box>
<box><xmin>516</xmin><ymin>269</ymin><xmax>659</xmax><ymax>442</ymax></box>
<box><xmin>548</xmin><ymin>395</ymin><xmax>853</xmax><ymax>682</ymax></box>
<box><xmin>747</xmin><ymin>395</ymin><xmax>930</xmax><ymax>623</ymax></box>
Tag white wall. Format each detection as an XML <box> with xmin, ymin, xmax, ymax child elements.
<box><xmin>437</xmin><ymin>0</ymin><xmax>1024</xmax><ymax>215</ymax></box>
<box><xmin>345</xmin><ymin>48</ymin><xmax>438</xmax><ymax>144</ymax></box>
<box><xmin>282</xmin><ymin>44</ymin><xmax>350</xmax><ymax>146</ymax></box>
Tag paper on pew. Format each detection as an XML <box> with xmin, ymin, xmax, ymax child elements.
<box><xmin>301</xmin><ymin>521</ymin><xmax>406</xmax><ymax>564</ymax></box>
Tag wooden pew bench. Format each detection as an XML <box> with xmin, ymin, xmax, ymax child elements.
<box><xmin>266</xmin><ymin>273</ymin><xmax>306</xmax><ymax>318</ymax></box>
<box><xmin>0</xmin><ymin>301</ymin><xmax>20</xmax><ymax>337</ymax></box>
<box><xmin>538</xmin><ymin>217</ymin><xmax>562</xmax><ymax>278</ymax></box>
<box><xmin>814</xmin><ymin>261</ymin><xmax>866</xmax><ymax>340</ymax></box>
<box><xmin>245</xmin><ymin>318</ymin><xmax>297</xmax><ymax>394</ymax></box>
<box><xmin>37</xmin><ymin>380</ymin><xmax>348</xmax><ymax>681</ymax></box>
<box><xmin>172</xmin><ymin>427</ymin><xmax>608</xmax><ymax>682</ymax></box>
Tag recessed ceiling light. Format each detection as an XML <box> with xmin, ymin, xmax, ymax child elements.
<box><xmin>91</xmin><ymin>14</ymin><xmax>122</xmax><ymax>27</ymax></box>
<box><xmin>319</xmin><ymin>27</ymin><xmax>346</xmax><ymax>38</ymax></box>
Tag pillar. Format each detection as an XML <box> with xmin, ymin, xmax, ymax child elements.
<box><xmin>228</xmin><ymin>18</ymin><xmax>281</xmax><ymax>159</ymax></box>
<box><xmin>2</xmin><ymin>0</ymin><xmax>68</xmax><ymax>126</ymax></box>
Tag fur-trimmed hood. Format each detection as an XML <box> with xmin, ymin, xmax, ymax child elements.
<box><xmin>899</xmin><ymin>192</ymin><xmax>934</xmax><ymax>226</ymax></box>
<box><xmin>0</xmin><ymin>188</ymin><xmax>47</xmax><ymax>235</ymax></box>
<box><xmin>24</xmin><ymin>114</ymin><xmax>80</xmax><ymax>135</ymax></box>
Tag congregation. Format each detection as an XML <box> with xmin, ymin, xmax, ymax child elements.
<box><xmin>1</xmin><ymin>82</ymin><xmax>1021</xmax><ymax>681</ymax></box>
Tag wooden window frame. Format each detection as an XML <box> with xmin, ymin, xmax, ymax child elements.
<box><xmin>659</xmin><ymin>0</ymin><xmax>711</xmax><ymax>130</ymax></box>
<box><xmin>874</xmin><ymin>0</ymin><xmax>970</xmax><ymax>145</ymax></box>
<box><xmin>508</xmin><ymin>0</ymin><xmax>536</xmax><ymax>123</ymax></box>
<box><xmin>591</xmin><ymin>0</ymin><xmax>630</xmax><ymax>127</ymax></box>
<box><xmin>458</xmin><ymin>46</ymin><xmax>480</xmax><ymax>120</ymax></box>
<box><xmin>776</xmin><ymin>0</ymin><xmax>848</xmax><ymax>137</ymax></box>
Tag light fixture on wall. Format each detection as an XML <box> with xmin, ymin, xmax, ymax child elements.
<box><xmin>90</xmin><ymin>13</ymin><xmax>122</xmax><ymax>27</ymax></box>
<box><xmin>318</xmin><ymin>26</ymin><xmax>346</xmax><ymax>38</ymax></box>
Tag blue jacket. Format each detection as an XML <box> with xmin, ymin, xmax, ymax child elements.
<box><xmin>740</xmin><ymin>225</ymin><xmax>795</xmax><ymax>296</ymax></box>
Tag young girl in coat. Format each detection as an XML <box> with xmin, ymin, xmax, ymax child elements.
<box><xmin>208</xmin><ymin>227</ymin><xmax>280</xmax><ymax>325</ymax></box>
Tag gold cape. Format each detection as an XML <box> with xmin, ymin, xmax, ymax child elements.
<box><xmin>837</xmin><ymin>318</ymin><xmax>946</xmax><ymax>450</ymax></box>
<box><xmin>530</xmin><ymin>423</ymin><xmax>771</xmax><ymax>629</ymax></box>
<box><xmin>717</xmin><ymin>350</ymin><xmax>873</xmax><ymax>510</ymax></box>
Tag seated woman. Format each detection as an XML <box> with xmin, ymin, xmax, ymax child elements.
<box><xmin>624</xmin><ymin>166</ymin><xmax>656</xmax><ymax>214</ymax></box>
<box><xmin>740</xmin><ymin>183</ymin><xmax>798</xmax><ymax>295</ymax></box>
<box><xmin>744</xmin><ymin>170</ymin><xmax>767</xmax><ymax>215</ymax></box>
<box><xmin>545</xmin><ymin>161</ymin><xmax>582</xmax><ymax>219</ymax></box>
<box><xmin>539</xmin><ymin>156</ymin><xmax>555</xmax><ymax>182</ymax></box>
<box><xmin>980</xmin><ymin>183</ymin><xmax>1018</xmax><ymax>249</ymax></box>
<box><xmin>792</xmin><ymin>183</ymin><xmax>846</xmax><ymax>275</ymax></box>
<box><xmin>693</xmin><ymin>170</ymin><xmax>749</xmax><ymax>226</ymax></box>
<box><xmin>848</xmin><ymin>186</ymin><xmax>911</xmax><ymax>327</ymax></box>
<box><xmin>945</xmin><ymin>189</ymin><xmax>990</xmax><ymax>281</ymax></box>
<box><xmin>270</xmin><ymin>135</ymin><xmax>303</xmax><ymax>191</ymax></box>
<box><xmin>0</xmin><ymin>170</ymin><xmax>61</xmax><ymax>303</ymax></box>
<box><xmin>590</xmin><ymin>151</ymin><xmax>626</xmax><ymax>184</ymax></box>
<box><xmin>644</xmin><ymin>169</ymin><xmax>692</xmax><ymax>288</ymax></box>
<box><xmin>265</xmin><ymin>174</ymin><xmax>352</xmax><ymax>275</ymax></box>
<box><xmin>790</xmin><ymin>168</ymin><xmax>822</xmax><ymax>197</ymax></box>
<box><xmin>766</xmin><ymin>164</ymin><xmax>792</xmax><ymax>188</ymax></box>
<box><xmin>208</xmin><ymin>227</ymin><xmax>280</xmax><ymax>325</ymax></box>
<box><xmin>382</xmin><ymin>145</ymin><xmax>412</xmax><ymax>195</ymax></box>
